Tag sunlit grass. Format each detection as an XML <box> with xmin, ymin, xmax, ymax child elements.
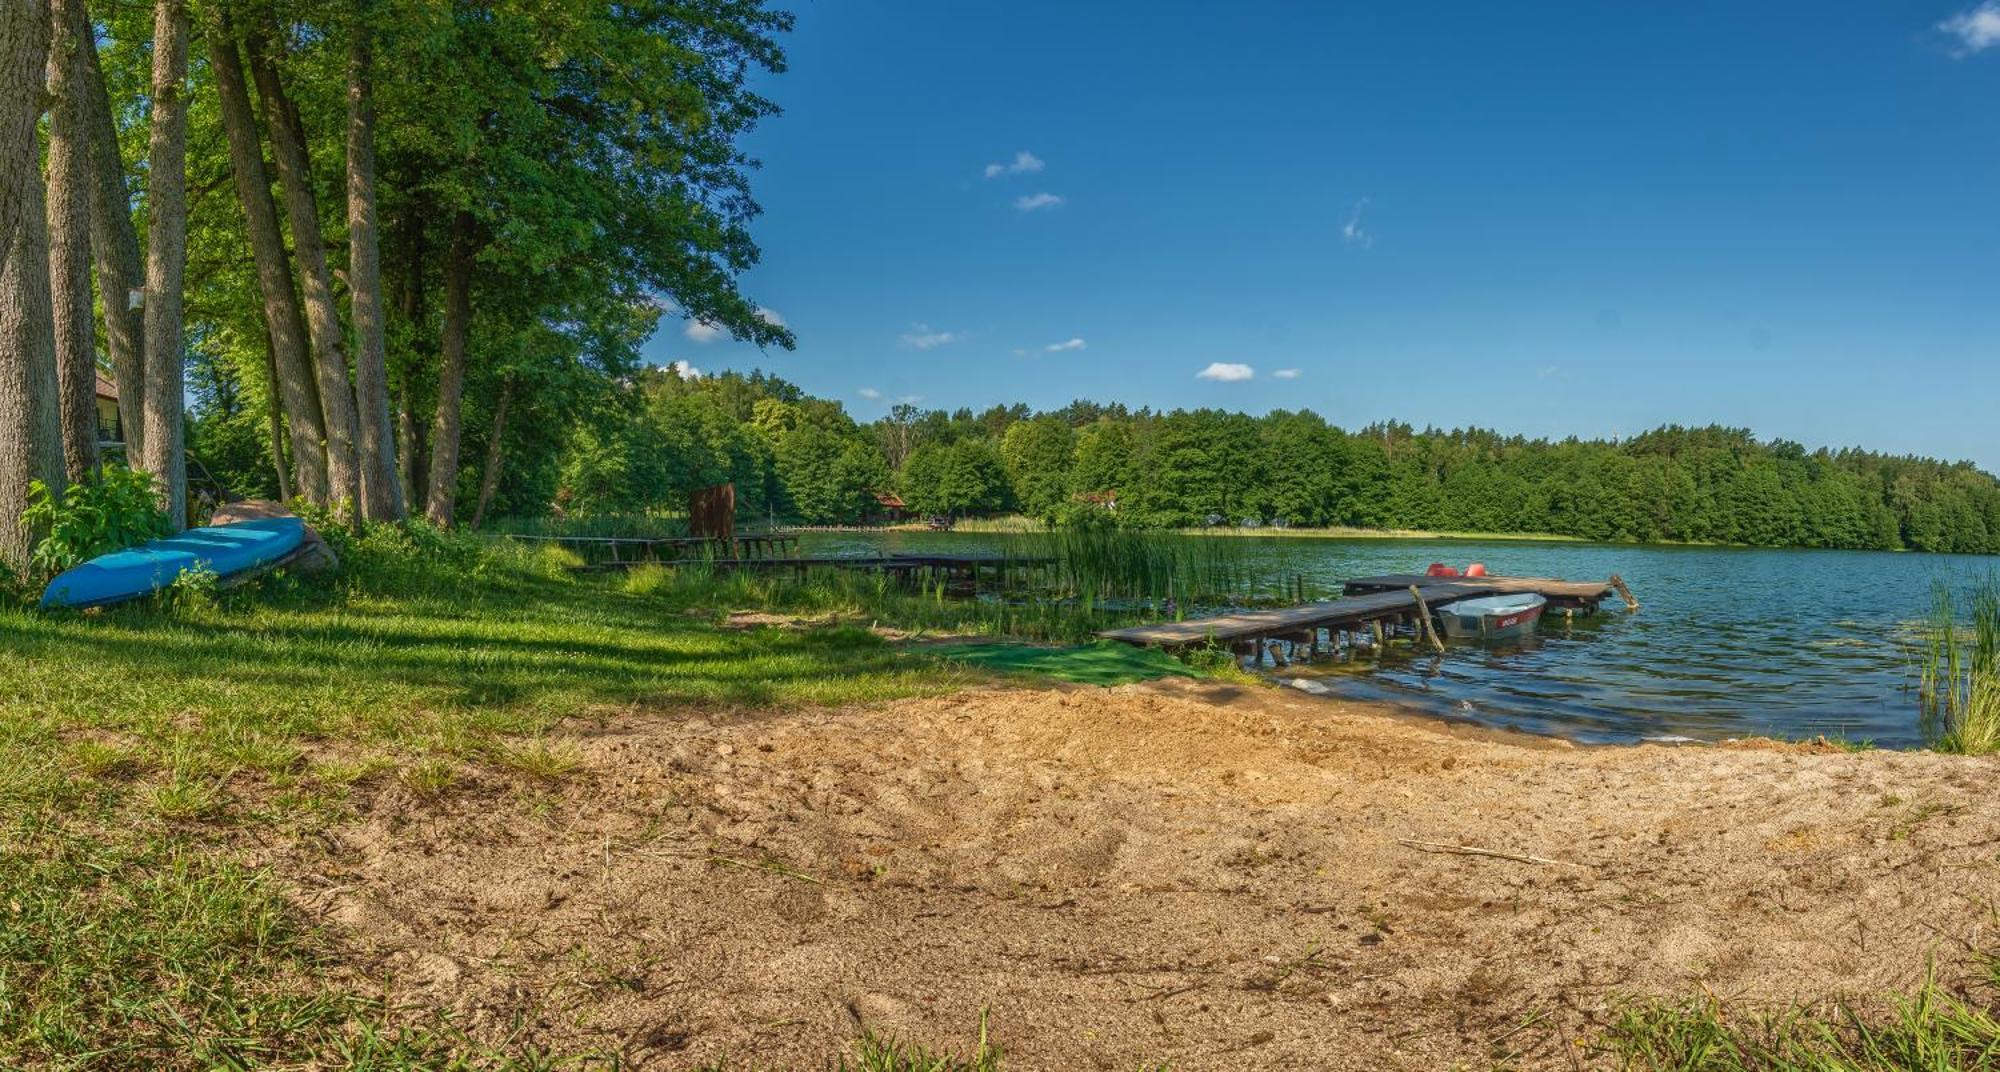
<box><xmin>1917</xmin><ymin>576</ymin><xmax>2000</xmax><ymax>755</ymax></box>
<box><xmin>1598</xmin><ymin>963</ymin><xmax>2000</xmax><ymax>1070</ymax></box>
<box><xmin>0</xmin><ymin>526</ymin><xmax>983</xmax><ymax>1068</ymax></box>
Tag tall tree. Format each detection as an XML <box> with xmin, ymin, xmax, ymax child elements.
<box><xmin>468</xmin><ymin>373</ymin><xmax>513</xmax><ymax>529</ymax></box>
<box><xmin>345</xmin><ymin>8</ymin><xmax>402</xmax><ymax>520</ymax></box>
<box><xmin>246</xmin><ymin>15</ymin><xmax>361</xmax><ymax>512</ymax></box>
<box><xmin>45</xmin><ymin>0</ymin><xmax>96</xmax><ymax>481</ymax></box>
<box><xmin>140</xmin><ymin>0</ymin><xmax>191</xmax><ymax>525</ymax></box>
<box><xmin>77</xmin><ymin>25</ymin><xmax>143</xmax><ymax>458</ymax></box>
<box><xmin>424</xmin><ymin>211</ymin><xmax>474</xmax><ymax>525</ymax></box>
<box><xmin>1</xmin><ymin>0</ymin><xmax>64</xmax><ymax>571</ymax></box>
<box><xmin>203</xmin><ymin>2</ymin><xmax>330</xmax><ymax>503</ymax></box>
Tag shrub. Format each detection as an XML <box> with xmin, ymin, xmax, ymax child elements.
<box><xmin>21</xmin><ymin>466</ymin><xmax>176</xmax><ymax>576</ymax></box>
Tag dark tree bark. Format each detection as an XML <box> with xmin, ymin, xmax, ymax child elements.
<box><xmin>246</xmin><ymin>16</ymin><xmax>361</xmax><ymax>514</ymax></box>
<box><xmin>468</xmin><ymin>374</ymin><xmax>512</xmax><ymax>530</ymax></box>
<box><xmin>0</xmin><ymin>0</ymin><xmax>65</xmax><ymax>571</ymax></box>
<box><xmin>261</xmin><ymin>336</ymin><xmax>291</xmax><ymax>501</ymax></box>
<box><xmin>345</xmin><ymin>12</ymin><xmax>402</xmax><ymax>521</ymax></box>
<box><xmin>77</xmin><ymin>26</ymin><xmax>143</xmax><ymax>459</ymax></box>
<box><xmin>204</xmin><ymin>3</ymin><xmax>329</xmax><ymax>503</ymax></box>
<box><xmin>140</xmin><ymin>0</ymin><xmax>191</xmax><ymax>526</ymax></box>
<box><xmin>396</xmin><ymin>210</ymin><xmax>428</xmax><ymax>501</ymax></box>
<box><xmin>425</xmin><ymin>210</ymin><xmax>474</xmax><ymax>526</ymax></box>
<box><xmin>46</xmin><ymin>0</ymin><xmax>97</xmax><ymax>481</ymax></box>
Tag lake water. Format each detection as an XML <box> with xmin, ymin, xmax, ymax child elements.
<box><xmin>801</xmin><ymin>530</ymin><xmax>1996</xmax><ymax>748</ymax></box>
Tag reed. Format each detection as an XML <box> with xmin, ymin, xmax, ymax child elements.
<box><xmin>1916</xmin><ymin>576</ymin><xmax>2000</xmax><ymax>755</ymax></box>
<box><xmin>486</xmin><ymin>513</ymin><xmax>691</xmax><ymax>539</ymax></box>
<box><xmin>1001</xmin><ymin>527</ymin><xmax>1258</xmax><ymax>608</ymax></box>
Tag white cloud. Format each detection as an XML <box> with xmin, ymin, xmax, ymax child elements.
<box><xmin>895</xmin><ymin>394</ymin><xmax>924</xmax><ymax>405</ymax></box>
<box><xmin>1196</xmin><ymin>362</ymin><xmax>1255</xmax><ymax>382</ymax></box>
<box><xmin>684</xmin><ymin>320</ymin><xmax>723</xmax><ymax>343</ymax></box>
<box><xmin>899</xmin><ymin>324</ymin><xmax>959</xmax><ymax>350</ymax></box>
<box><xmin>1044</xmin><ymin>337</ymin><xmax>1086</xmax><ymax>352</ymax></box>
<box><xmin>1342</xmin><ymin>197</ymin><xmax>1373</xmax><ymax>248</ymax></box>
<box><xmin>1942</xmin><ymin>2</ymin><xmax>2000</xmax><ymax>54</ymax></box>
<box><xmin>670</xmin><ymin>360</ymin><xmax>703</xmax><ymax>380</ymax></box>
<box><xmin>857</xmin><ymin>387</ymin><xmax>882</xmax><ymax>400</ymax></box>
<box><xmin>1272</xmin><ymin>368</ymin><xmax>1301</xmax><ymax>380</ymax></box>
<box><xmin>1014</xmin><ymin>192</ymin><xmax>1064</xmax><ymax>212</ymax></box>
<box><xmin>757</xmin><ymin>307</ymin><xmax>786</xmax><ymax>327</ymax></box>
<box><xmin>983</xmin><ymin>150</ymin><xmax>1045</xmax><ymax>178</ymax></box>
<box><xmin>1537</xmin><ymin>365</ymin><xmax>1560</xmax><ymax>379</ymax></box>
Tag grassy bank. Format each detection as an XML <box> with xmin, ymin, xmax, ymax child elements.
<box><xmin>3</xmin><ymin>527</ymin><xmax>1997</xmax><ymax>1068</ymax></box>
<box><xmin>0</xmin><ymin>528</ymin><xmax>1001</xmax><ymax>1068</ymax></box>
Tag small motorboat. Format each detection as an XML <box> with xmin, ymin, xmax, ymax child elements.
<box><xmin>39</xmin><ymin>516</ymin><xmax>307</xmax><ymax>610</ymax></box>
<box><xmin>1435</xmin><ymin>592</ymin><xmax>1547</xmax><ymax>640</ymax></box>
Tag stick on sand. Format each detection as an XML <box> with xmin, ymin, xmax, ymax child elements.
<box><xmin>1398</xmin><ymin>838</ymin><xmax>1573</xmax><ymax>867</ymax></box>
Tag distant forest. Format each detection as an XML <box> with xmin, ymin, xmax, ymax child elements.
<box><xmin>192</xmin><ymin>367</ymin><xmax>2000</xmax><ymax>554</ymax></box>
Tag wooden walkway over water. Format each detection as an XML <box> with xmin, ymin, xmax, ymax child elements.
<box><xmin>571</xmin><ymin>551</ymin><xmax>1050</xmax><ymax>582</ymax></box>
<box><xmin>1099</xmin><ymin>573</ymin><xmax>1635</xmax><ymax>652</ymax></box>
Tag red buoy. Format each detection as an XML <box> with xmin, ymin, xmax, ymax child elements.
<box><xmin>1465</xmin><ymin>562</ymin><xmax>1488</xmax><ymax>577</ymax></box>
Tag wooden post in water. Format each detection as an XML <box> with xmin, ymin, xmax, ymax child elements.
<box><xmin>1610</xmin><ymin>573</ymin><xmax>1640</xmax><ymax>611</ymax></box>
<box><xmin>1369</xmin><ymin>619</ymin><xmax>1385</xmax><ymax>650</ymax></box>
<box><xmin>1408</xmin><ymin>586</ymin><xmax>1446</xmax><ymax>654</ymax></box>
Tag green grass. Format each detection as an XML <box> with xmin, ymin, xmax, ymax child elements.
<box><xmin>0</xmin><ymin>525</ymin><xmax>996</xmax><ymax>1068</ymax></box>
<box><xmin>930</xmin><ymin>639</ymin><xmax>1195</xmax><ymax>685</ymax></box>
<box><xmin>1597</xmin><ymin>963</ymin><xmax>2000</xmax><ymax>1070</ymax></box>
<box><xmin>1916</xmin><ymin>576</ymin><xmax>2000</xmax><ymax>754</ymax></box>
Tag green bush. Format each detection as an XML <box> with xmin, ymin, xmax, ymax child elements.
<box><xmin>21</xmin><ymin>466</ymin><xmax>176</xmax><ymax>576</ymax></box>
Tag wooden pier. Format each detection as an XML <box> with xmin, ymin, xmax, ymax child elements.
<box><xmin>1098</xmin><ymin>573</ymin><xmax>1635</xmax><ymax>654</ymax></box>
<box><xmin>503</xmin><ymin>532</ymin><xmax>800</xmax><ymax>564</ymax></box>
<box><xmin>571</xmin><ymin>550</ymin><xmax>1050</xmax><ymax>586</ymax></box>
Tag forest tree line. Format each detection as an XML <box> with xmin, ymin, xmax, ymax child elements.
<box><xmin>188</xmin><ymin>365</ymin><xmax>2000</xmax><ymax>555</ymax></box>
<box><xmin>0</xmin><ymin>0</ymin><xmax>791</xmax><ymax>574</ymax></box>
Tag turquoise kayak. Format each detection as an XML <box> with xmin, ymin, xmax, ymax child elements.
<box><xmin>39</xmin><ymin>517</ymin><xmax>307</xmax><ymax>610</ymax></box>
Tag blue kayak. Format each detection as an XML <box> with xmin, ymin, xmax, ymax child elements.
<box><xmin>39</xmin><ymin>517</ymin><xmax>307</xmax><ymax>610</ymax></box>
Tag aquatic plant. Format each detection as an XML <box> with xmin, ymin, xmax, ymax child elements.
<box><xmin>1917</xmin><ymin>576</ymin><xmax>2000</xmax><ymax>755</ymax></box>
<box><xmin>1002</xmin><ymin>527</ymin><xmax>1257</xmax><ymax>606</ymax></box>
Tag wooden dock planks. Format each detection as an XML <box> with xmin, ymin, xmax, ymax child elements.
<box><xmin>1099</xmin><ymin>575</ymin><xmax>1625</xmax><ymax>649</ymax></box>
<box><xmin>1342</xmin><ymin>573</ymin><xmax>1617</xmax><ymax>606</ymax></box>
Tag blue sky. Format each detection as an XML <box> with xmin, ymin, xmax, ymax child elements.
<box><xmin>639</xmin><ymin>1</ymin><xmax>2000</xmax><ymax>472</ymax></box>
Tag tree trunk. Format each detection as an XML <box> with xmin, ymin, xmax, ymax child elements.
<box><xmin>397</xmin><ymin>211</ymin><xmax>428</xmax><ymax>501</ymax></box>
<box><xmin>468</xmin><ymin>374</ymin><xmax>512</xmax><ymax>530</ymax></box>
<box><xmin>261</xmin><ymin>335</ymin><xmax>291</xmax><ymax>501</ymax></box>
<box><xmin>345</xmin><ymin>13</ymin><xmax>402</xmax><ymax>521</ymax></box>
<box><xmin>46</xmin><ymin>0</ymin><xmax>96</xmax><ymax>482</ymax></box>
<box><xmin>425</xmin><ymin>210</ymin><xmax>473</xmax><ymax>526</ymax></box>
<box><xmin>77</xmin><ymin>25</ymin><xmax>143</xmax><ymax>460</ymax></box>
<box><xmin>246</xmin><ymin>17</ymin><xmax>360</xmax><ymax>515</ymax></box>
<box><xmin>0</xmin><ymin>0</ymin><xmax>64</xmax><ymax>572</ymax></box>
<box><xmin>204</xmin><ymin>3</ymin><xmax>328</xmax><ymax>503</ymax></box>
<box><xmin>140</xmin><ymin>0</ymin><xmax>190</xmax><ymax>526</ymax></box>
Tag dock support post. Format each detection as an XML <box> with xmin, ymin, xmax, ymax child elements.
<box><xmin>1610</xmin><ymin>573</ymin><xmax>1639</xmax><ymax>612</ymax></box>
<box><xmin>1407</xmin><ymin>586</ymin><xmax>1446</xmax><ymax>654</ymax></box>
<box><xmin>1369</xmin><ymin>619</ymin><xmax>1385</xmax><ymax>650</ymax></box>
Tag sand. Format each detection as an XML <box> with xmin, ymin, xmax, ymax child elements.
<box><xmin>252</xmin><ymin>679</ymin><xmax>2000</xmax><ymax>1070</ymax></box>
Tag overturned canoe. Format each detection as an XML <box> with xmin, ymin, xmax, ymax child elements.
<box><xmin>39</xmin><ymin>517</ymin><xmax>307</xmax><ymax>610</ymax></box>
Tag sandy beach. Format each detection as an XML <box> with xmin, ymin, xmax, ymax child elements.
<box><xmin>250</xmin><ymin>679</ymin><xmax>2000</xmax><ymax>1070</ymax></box>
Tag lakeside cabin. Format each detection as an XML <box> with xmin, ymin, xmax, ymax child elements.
<box><xmin>94</xmin><ymin>373</ymin><xmax>123</xmax><ymax>448</ymax></box>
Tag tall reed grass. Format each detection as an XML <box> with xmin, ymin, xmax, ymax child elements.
<box><xmin>485</xmin><ymin>513</ymin><xmax>691</xmax><ymax>539</ymax></box>
<box><xmin>1917</xmin><ymin>576</ymin><xmax>2000</xmax><ymax>754</ymax></box>
<box><xmin>1001</xmin><ymin>527</ymin><xmax>1259</xmax><ymax>609</ymax></box>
